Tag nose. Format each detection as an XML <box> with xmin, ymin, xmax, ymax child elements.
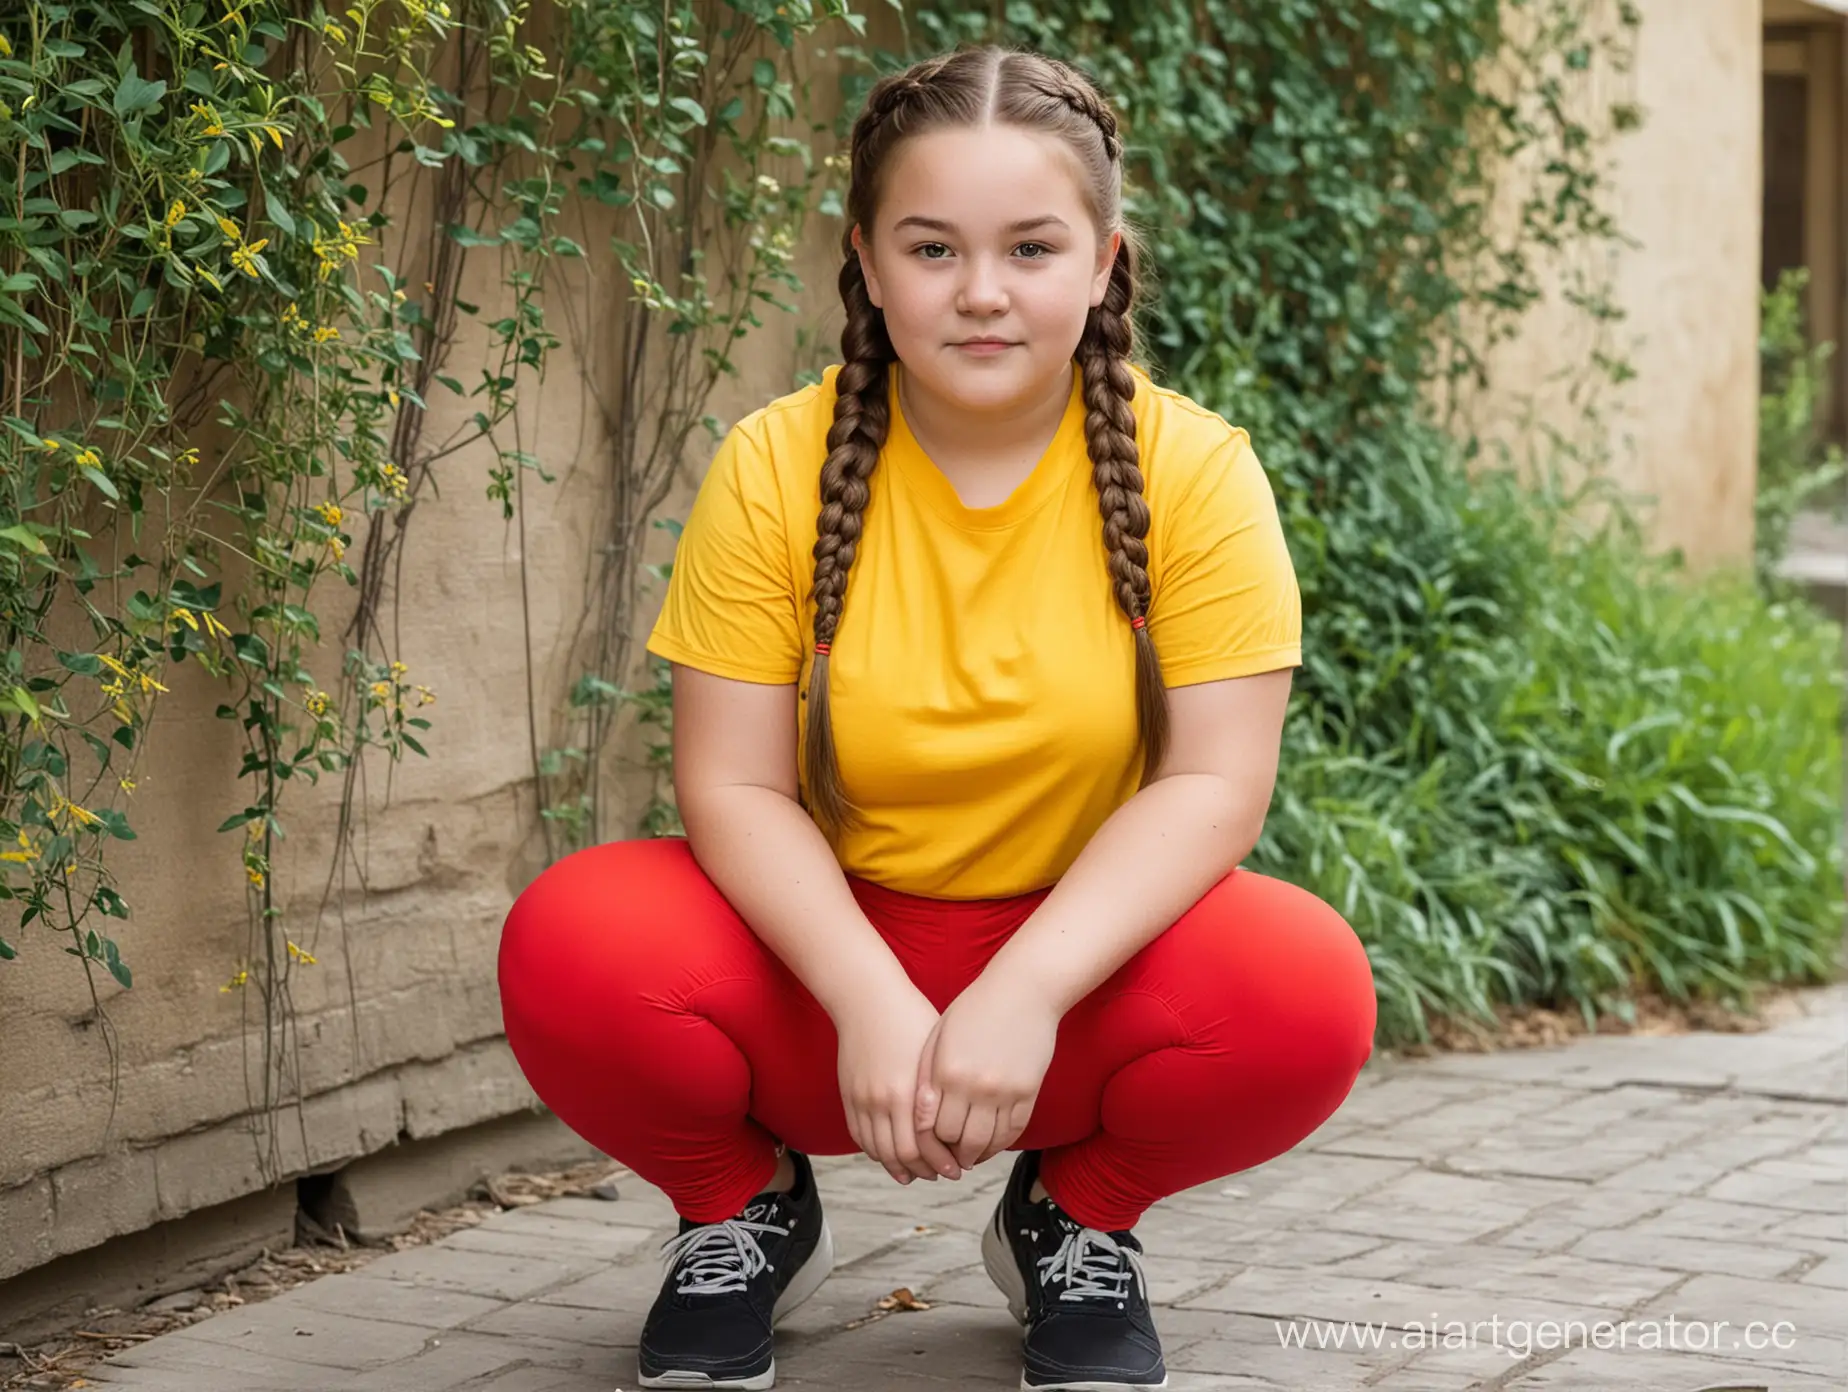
<box><xmin>956</xmin><ymin>254</ymin><xmax>1009</xmax><ymax>317</ymax></box>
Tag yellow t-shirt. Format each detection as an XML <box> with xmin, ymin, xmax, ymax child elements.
<box><xmin>646</xmin><ymin>361</ymin><xmax>1300</xmax><ymax>899</ymax></box>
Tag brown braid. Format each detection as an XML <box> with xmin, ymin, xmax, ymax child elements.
<box><xmin>805</xmin><ymin>46</ymin><xmax>1169</xmax><ymax>829</ymax></box>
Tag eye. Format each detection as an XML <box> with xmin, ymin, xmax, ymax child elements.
<box><xmin>913</xmin><ymin>242</ymin><xmax>952</xmax><ymax>260</ymax></box>
<box><xmin>1014</xmin><ymin>242</ymin><xmax>1053</xmax><ymax>259</ymax></box>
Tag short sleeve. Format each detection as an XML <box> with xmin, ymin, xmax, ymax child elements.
<box><xmin>645</xmin><ymin>422</ymin><xmax>804</xmax><ymax>684</ymax></box>
<box><xmin>1149</xmin><ymin>430</ymin><xmax>1301</xmax><ymax>686</ymax></box>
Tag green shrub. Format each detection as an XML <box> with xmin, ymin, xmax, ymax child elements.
<box><xmin>1758</xmin><ymin>267</ymin><xmax>1846</xmax><ymax>586</ymax></box>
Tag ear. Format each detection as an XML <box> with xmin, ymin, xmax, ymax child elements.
<box><xmin>851</xmin><ymin>223</ymin><xmax>885</xmax><ymax>310</ymax></box>
<box><xmin>1089</xmin><ymin>229</ymin><xmax>1122</xmax><ymax>308</ymax></box>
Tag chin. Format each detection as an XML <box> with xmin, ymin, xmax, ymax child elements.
<box><xmin>915</xmin><ymin>353</ymin><xmax>1050</xmax><ymax>412</ymax></box>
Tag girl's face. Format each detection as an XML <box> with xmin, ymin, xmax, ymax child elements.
<box><xmin>854</xmin><ymin>125</ymin><xmax>1119</xmax><ymax>417</ymax></box>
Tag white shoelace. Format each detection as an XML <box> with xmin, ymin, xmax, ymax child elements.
<box><xmin>1037</xmin><ymin>1225</ymin><xmax>1147</xmax><ymax>1306</ymax></box>
<box><xmin>660</xmin><ymin>1211</ymin><xmax>791</xmax><ymax>1296</ymax></box>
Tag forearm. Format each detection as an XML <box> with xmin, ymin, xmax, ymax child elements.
<box><xmin>680</xmin><ymin>784</ymin><xmax>913</xmax><ymax>1020</ymax></box>
<box><xmin>981</xmin><ymin>773</ymin><xmax>1261</xmax><ymax>1014</ymax></box>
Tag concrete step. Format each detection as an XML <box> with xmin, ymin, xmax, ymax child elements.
<box><xmin>1779</xmin><ymin>509</ymin><xmax>1848</xmax><ymax>620</ymax></box>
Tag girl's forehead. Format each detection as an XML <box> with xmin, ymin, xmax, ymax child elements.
<box><xmin>878</xmin><ymin>126</ymin><xmax>1095</xmax><ymax>226</ymax></box>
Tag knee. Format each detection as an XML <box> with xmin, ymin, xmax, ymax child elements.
<box><xmin>498</xmin><ymin>837</ymin><xmax>705</xmax><ymax>1039</ymax></box>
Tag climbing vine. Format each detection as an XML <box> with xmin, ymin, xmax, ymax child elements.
<box><xmin>0</xmin><ymin>0</ymin><xmax>857</xmax><ymax>1166</ymax></box>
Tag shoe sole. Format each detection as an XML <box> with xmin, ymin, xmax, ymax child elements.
<box><xmin>981</xmin><ymin>1207</ymin><xmax>1169</xmax><ymax>1391</ymax></box>
<box><xmin>636</xmin><ymin>1216</ymin><xmax>836</xmax><ymax>1391</ymax></box>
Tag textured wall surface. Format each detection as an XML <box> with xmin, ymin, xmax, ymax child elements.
<box><xmin>1459</xmin><ymin>0</ymin><xmax>1763</xmax><ymax>567</ymax></box>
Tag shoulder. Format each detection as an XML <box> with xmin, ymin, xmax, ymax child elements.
<box><xmin>1127</xmin><ymin>365</ymin><xmax>1253</xmax><ymax>495</ymax></box>
<box><xmin>724</xmin><ymin>367</ymin><xmax>839</xmax><ymax>473</ymax></box>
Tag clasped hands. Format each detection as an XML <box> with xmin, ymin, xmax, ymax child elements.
<box><xmin>836</xmin><ymin>972</ymin><xmax>1060</xmax><ymax>1185</ymax></box>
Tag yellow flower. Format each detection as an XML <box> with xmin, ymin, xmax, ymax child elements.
<box><xmin>198</xmin><ymin>267</ymin><xmax>222</xmax><ymax>292</ymax></box>
<box><xmin>389</xmin><ymin>660</ymin><xmax>408</xmax><ymax>677</ymax></box>
<box><xmin>312</xmin><ymin>325</ymin><xmax>340</xmax><ymax>343</ymax></box>
<box><xmin>119</xmin><ymin>777</ymin><xmax>137</xmax><ymax>793</ymax></box>
<box><xmin>328</xmin><ymin>537</ymin><xmax>346</xmax><ymax>561</ymax></box>
<box><xmin>245</xmin><ymin>865</ymin><xmax>264</xmax><ymax>888</ymax></box>
<box><xmin>324</xmin><ymin>20</ymin><xmax>348</xmax><ymax>43</ymax></box>
<box><xmin>191</xmin><ymin>102</ymin><xmax>225</xmax><ymax>137</ymax></box>
<box><xmin>176</xmin><ymin>447</ymin><xmax>200</xmax><ymax>469</ymax></box>
<box><xmin>100</xmin><ymin>678</ymin><xmax>125</xmax><ymax>698</ymax></box>
<box><xmin>40</xmin><ymin>439</ymin><xmax>59</xmax><ymax>452</ymax></box>
<box><xmin>203</xmin><ymin>610</ymin><xmax>232</xmax><ymax>639</ymax></box>
<box><xmin>97</xmin><ymin>654</ymin><xmax>129</xmax><ymax>677</ymax></box>
<box><xmin>216</xmin><ymin>216</ymin><xmax>240</xmax><ymax>239</ymax></box>
<box><xmin>265</xmin><ymin>125</ymin><xmax>284</xmax><ymax>149</ymax></box>
<box><xmin>0</xmin><ymin>35</ymin><xmax>11</xmax><ymax>58</ymax></box>
<box><xmin>172</xmin><ymin>607</ymin><xmax>199</xmax><ymax>632</ymax></box>
<box><xmin>73</xmin><ymin>447</ymin><xmax>100</xmax><ymax>468</ymax></box>
<box><xmin>165</xmin><ymin>199</ymin><xmax>187</xmax><ymax>226</ymax></box>
<box><xmin>111</xmin><ymin>699</ymin><xmax>135</xmax><ymax>726</ymax></box>
<box><xmin>386</xmin><ymin>388</ymin><xmax>400</xmax><ymax>408</ymax></box>
<box><xmin>220</xmin><ymin>967</ymin><xmax>249</xmax><ymax>993</ymax></box>
<box><xmin>315</xmin><ymin>501</ymin><xmax>343</xmax><ymax>527</ymax></box>
<box><xmin>0</xmin><ymin>830</ymin><xmax>38</xmax><ymax>864</ymax></box>
<box><xmin>136</xmin><ymin>671</ymin><xmax>168</xmax><ymax>695</ymax></box>
<box><xmin>414</xmin><ymin>685</ymin><xmax>436</xmax><ymax>706</ymax></box>
<box><xmin>229</xmin><ymin>238</ymin><xmax>267</xmax><ymax>278</ymax></box>
<box><xmin>370</xmin><ymin>680</ymin><xmax>391</xmax><ymax>700</ymax></box>
<box><xmin>306</xmin><ymin>690</ymin><xmax>330</xmax><ymax>717</ymax></box>
<box><xmin>286</xmin><ymin>940</ymin><xmax>318</xmax><ymax>965</ymax></box>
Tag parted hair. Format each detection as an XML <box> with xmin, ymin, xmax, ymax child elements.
<box><xmin>805</xmin><ymin>45</ymin><xmax>1166</xmax><ymax>831</ymax></box>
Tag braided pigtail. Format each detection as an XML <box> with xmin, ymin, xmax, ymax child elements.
<box><xmin>1078</xmin><ymin>233</ymin><xmax>1169</xmax><ymax>782</ymax></box>
<box><xmin>804</xmin><ymin>244</ymin><xmax>893</xmax><ymax>831</ymax></box>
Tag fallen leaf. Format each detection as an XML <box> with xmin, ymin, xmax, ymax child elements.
<box><xmin>875</xmin><ymin>1287</ymin><xmax>932</xmax><ymax>1313</ymax></box>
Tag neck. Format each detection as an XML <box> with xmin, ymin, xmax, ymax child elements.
<box><xmin>896</xmin><ymin>362</ymin><xmax>1075</xmax><ymax>466</ymax></box>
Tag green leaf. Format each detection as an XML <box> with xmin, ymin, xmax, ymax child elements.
<box><xmin>0</xmin><ymin>935</ymin><xmax>15</xmax><ymax>961</ymax></box>
<box><xmin>752</xmin><ymin>59</ymin><xmax>777</xmax><ymax>90</ymax></box>
<box><xmin>0</xmin><ymin>525</ymin><xmax>47</xmax><ymax>554</ymax></box>
<box><xmin>263</xmin><ymin>187</ymin><xmax>296</xmax><ymax>238</ymax></box>
<box><xmin>57</xmin><ymin>209</ymin><xmax>100</xmax><ymax>231</ymax></box>
<box><xmin>7</xmin><ymin>685</ymin><xmax>42</xmax><ymax>721</ymax></box>
<box><xmin>112</xmin><ymin>71</ymin><xmax>168</xmax><ymax>118</ymax></box>
<box><xmin>81</xmin><ymin>466</ymin><xmax>120</xmax><ymax>501</ymax></box>
<box><xmin>668</xmin><ymin>96</ymin><xmax>707</xmax><ymax>127</ymax></box>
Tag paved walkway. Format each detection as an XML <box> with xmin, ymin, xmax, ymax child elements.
<box><xmin>89</xmin><ymin>986</ymin><xmax>1845</xmax><ymax>1391</ymax></box>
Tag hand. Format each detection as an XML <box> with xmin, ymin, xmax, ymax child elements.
<box><xmin>834</xmin><ymin>986</ymin><xmax>966</xmax><ymax>1186</ymax></box>
<box><xmin>915</xmin><ymin>975</ymin><xmax>1060</xmax><ymax>1171</ymax></box>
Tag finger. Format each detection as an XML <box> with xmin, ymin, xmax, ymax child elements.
<box><xmin>932</xmin><ymin>1089</ymin><xmax>970</xmax><ymax>1153</ymax></box>
<box><xmin>870</xmin><ymin>1110</ymin><xmax>913</xmax><ymax>1185</ymax></box>
<box><xmin>913</xmin><ymin>1122</ymin><xmax>963</xmax><ymax>1180</ymax></box>
<box><xmin>980</xmin><ymin>1097</ymin><xmax>1036</xmax><ymax>1165</ymax></box>
<box><xmin>955</xmin><ymin>1104</ymin><xmax>999</xmax><ymax>1171</ymax></box>
<box><xmin>913</xmin><ymin>1022</ymin><xmax>943</xmax><ymax>1133</ymax></box>
<box><xmin>891</xmin><ymin>1104</ymin><xmax>939</xmax><ymax>1182</ymax></box>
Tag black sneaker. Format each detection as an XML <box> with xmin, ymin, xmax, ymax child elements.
<box><xmin>637</xmin><ymin>1149</ymin><xmax>834</xmax><ymax>1390</ymax></box>
<box><xmin>982</xmin><ymin>1150</ymin><xmax>1168</xmax><ymax>1391</ymax></box>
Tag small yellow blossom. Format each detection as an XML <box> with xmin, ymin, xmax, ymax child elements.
<box><xmin>100</xmin><ymin>678</ymin><xmax>125</xmax><ymax>699</ymax></box>
<box><xmin>286</xmin><ymin>940</ymin><xmax>318</xmax><ymax>965</ymax></box>
<box><xmin>0</xmin><ymin>34</ymin><xmax>12</xmax><ymax>58</ymax></box>
<box><xmin>96</xmin><ymin>654</ymin><xmax>129</xmax><ymax>678</ymax></box>
<box><xmin>324</xmin><ymin>20</ymin><xmax>348</xmax><ymax>43</ymax></box>
<box><xmin>216</xmin><ymin>216</ymin><xmax>241</xmax><ymax>239</ymax></box>
<box><xmin>190</xmin><ymin>102</ymin><xmax>225</xmax><ymax>136</ymax></box>
<box><xmin>203</xmin><ymin>611</ymin><xmax>232</xmax><ymax>639</ymax></box>
<box><xmin>230</xmin><ymin>238</ymin><xmax>268</xmax><ymax>278</ymax></box>
<box><xmin>312</xmin><ymin>325</ymin><xmax>340</xmax><ymax>343</ymax></box>
<box><xmin>370</xmin><ymin>680</ymin><xmax>391</xmax><ymax>700</ymax></box>
<box><xmin>119</xmin><ymin>777</ymin><xmax>137</xmax><ymax>793</ymax></box>
<box><xmin>314</xmin><ymin>501</ymin><xmax>343</xmax><ymax>527</ymax></box>
<box><xmin>246</xmin><ymin>865</ymin><xmax>264</xmax><ymax>888</ymax></box>
<box><xmin>389</xmin><ymin>661</ymin><xmax>408</xmax><ymax>679</ymax></box>
<box><xmin>40</xmin><ymin>439</ymin><xmax>59</xmax><ymax>452</ymax></box>
<box><xmin>220</xmin><ymin>967</ymin><xmax>249</xmax><ymax>993</ymax></box>
<box><xmin>387</xmin><ymin>388</ymin><xmax>400</xmax><ymax>408</ymax></box>
<box><xmin>328</xmin><ymin>537</ymin><xmax>346</xmax><ymax>561</ymax></box>
<box><xmin>136</xmin><ymin>671</ymin><xmax>168</xmax><ymax>695</ymax></box>
<box><xmin>198</xmin><ymin>267</ymin><xmax>223</xmax><ymax>292</ymax></box>
<box><xmin>172</xmin><ymin>607</ymin><xmax>200</xmax><ymax>632</ymax></box>
<box><xmin>306</xmin><ymin>690</ymin><xmax>330</xmax><ymax>717</ymax></box>
<box><xmin>414</xmin><ymin>685</ymin><xmax>436</xmax><ymax>706</ymax></box>
<box><xmin>265</xmin><ymin>125</ymin><xmax>284</xmax><ymax>149</ymax></box>
<box><xmin>73</xmin><ymin>447</ymin><xmax>101</xmax><ymax>469</ymax></box>
<box><xmin>0</xmin><ymin>830</ymin><xmax>38</xmax><ymax>864</ymax></box>
<box><xmin>111</xmin><ymin>699</ymin><xmax>135</xmax><ymax>726</ymax></box>
<box><xmin>176</xmin><ymin>447</ymin><xmax>200</xmax><ymax>470</ymax></box>
<box><xmin>165</xmin><ymin>199</ymin><xmax>187</xmax><ymax>227</ymax></box>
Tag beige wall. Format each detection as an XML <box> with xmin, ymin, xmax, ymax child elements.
<box><xmin>0</xmin><ymin>42</ymin><xmax>856</xmax><ymax>1288</ymax></box>
<box><xmin>1460</xmin><ymin>0</ymin><xmax>1764</xmax><ymax>567</ymax></box>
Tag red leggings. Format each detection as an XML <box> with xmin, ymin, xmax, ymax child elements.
<box><xmin>498</xmin><ymin>838</ymin><xmax>1376</xmax><ymax>1231</ymax></box>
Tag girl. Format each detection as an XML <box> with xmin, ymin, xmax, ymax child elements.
<box><xmin>498</xmin><ymin>44</ymin><xmax>1377</xmax><ymax>1392</ymax></box>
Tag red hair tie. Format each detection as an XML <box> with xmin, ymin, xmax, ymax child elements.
<box><xmin>814</xmin><ymin>642</ymin><xmax>832</xmax><ymax>656</ymax></box>
<box><xmin>1130</xmin><ymin>615</ymin><xmax>1146</xmax><ymax>631</ymax></box>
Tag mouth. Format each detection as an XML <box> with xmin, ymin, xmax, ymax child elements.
<box><xmin>954</xmin><ymin>338</ymin><xmax>1017</xmax><ymax>351</ymax></box>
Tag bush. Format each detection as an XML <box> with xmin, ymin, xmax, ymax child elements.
<box><xmin>1757</xmin><ymin>268</ymin><xmax>1846</xmax><ymax>586</ymax></box>
<box><xmin>898</xmin><ymin>0</ymin><xmax>1845</xmax><ymax>1041</ymax></box>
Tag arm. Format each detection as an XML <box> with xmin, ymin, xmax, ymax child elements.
<box><xmin>671</xmin><ymin>664</ymin><xmax>963</xmax><ymax>1184</ymax></box>
<box><xmin>915</xmin><ymin>667</ymin><xmax>1294</xmax><ymax>1166</ymax></box>
<box><xmin>978</xmin><ymin>666</ymin><xmax>1295</xmax><ymax>1013</ymax></box>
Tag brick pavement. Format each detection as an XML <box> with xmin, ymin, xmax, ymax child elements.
<box><xmin>87</xmin><ymin>984</ymin><xmax>1846</xmax><ymax>1390</ymax></box>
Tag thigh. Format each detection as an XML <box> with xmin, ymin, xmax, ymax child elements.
<box><xmin>1018</xmin><ymin>868</ymin><xmax>1377</xmax><ymax>1147</ymax></box>
<box><xmin>498</xmin><ymin>837</ymin><xmax>854</xmax><ymax>1155</ymax></box>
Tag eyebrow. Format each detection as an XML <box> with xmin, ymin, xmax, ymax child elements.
<box><xmin>891</xmin><ymin>215</ymin><xmax>1071</xmax><ymax>235</ymax></box>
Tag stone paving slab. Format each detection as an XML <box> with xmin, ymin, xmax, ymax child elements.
<box><xmin>89</xmin><ymin>983</ymin><xmax>1847</xmax><ymax>1391</ymax></box>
